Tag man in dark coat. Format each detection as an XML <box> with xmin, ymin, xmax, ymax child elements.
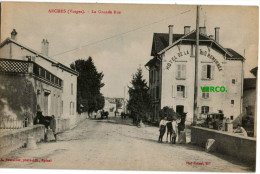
<box><xmin>50</xmin><ymin>115</ymin><xmax>57</xmax><ymax>141</ymax></box>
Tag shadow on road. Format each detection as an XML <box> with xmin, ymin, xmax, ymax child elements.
<box><xmin>94</xmin><ymin>117</ymin><xmax>135</xmax><ymax>127</ymax></box>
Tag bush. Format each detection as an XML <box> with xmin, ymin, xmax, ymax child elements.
<box><xmin>159</xmin><ymin>106</ymin><xmax>179</xmax><ymax>121</ymax></box>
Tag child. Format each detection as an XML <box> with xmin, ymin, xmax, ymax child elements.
<box><xmin>158</xmin><ymin>116</ymin><xmax>168</xmax><ymax>143</ymax></box>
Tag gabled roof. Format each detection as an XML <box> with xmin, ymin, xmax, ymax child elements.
<box><xmin>150</xmin><ymin>30</ymin><xmax>244</xmax><ymax>61</ymax></box>
<box><xmin>244</xmin><ymin>78</ymin><xmax>256</xmax><ymax>90</ymax></box>
<box><xmin>151</xmin><ymin>33</ymin><xmax>183</xmax><ymax>56</ymax></box>
<box><xmin>145</xmin><ymin>57</ymin><xmax>160</xmax><ymax>68</ymax></box>
<box><xmin>0</xmin><ymin>38</ymin><xmax>79</xmax><ymax>76</ymax></box>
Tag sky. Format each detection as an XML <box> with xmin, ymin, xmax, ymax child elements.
<box><xmin>1</xmin><ymin>2</ymin><xmax>258</xmax><ymax>98</ymax></box>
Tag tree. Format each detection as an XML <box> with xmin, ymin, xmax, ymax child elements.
<box><xmin>159</xmin><ymin>106</ymin><xmax>179</xmax><ymax>121</ymax></box>
<box><xmin>127</xmin><ymin>68</ymin><xmax>151</xmax><ymax>124</ymax></box>
<box><xmin>70</xmin><ymin>57</ymin><xmax>105</xmax><ymax>113</ymax></box>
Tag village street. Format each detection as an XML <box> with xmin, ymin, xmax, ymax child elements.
<box><xmin>0</xmin><ymin>116</ymin><xmax>254</xmax><ymax>172</ymax></box>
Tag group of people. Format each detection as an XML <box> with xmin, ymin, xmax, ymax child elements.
<box><xmin>158</xmin><ymin>116</ymin><xmax>181</xmax><ymax>143</ymax></box>
<box><xmin>34</xmin><ymin>111</ymin><xmax>57</xmax><ymax>141</ymax></box>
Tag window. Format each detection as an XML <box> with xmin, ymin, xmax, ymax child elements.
<box><xmin>157</xmin><ymin>70</ymin><xmax>159</xmax><ymax>81</ymax></box>
<box><xmin>202</xmin><ymin>92</ymin><xmax>209</xmax><ymax>99</ymax></box>
<box><xmin>156</xmin><ymin>86</ymin><xmax>159</xmax><ymax>99</ymax></box>
<box><xmin>231</xmin><ymin>100</ymin><xmax>234</xmax><ymax>104</ymax></box>
<box><xmin>232</xmin><ymin>79</ymin><xmax>236</xmax><ymax>84</ymax></box>
<box><xmin>246</xmin><ymin>106</ymin><xmax>253</xmax><ymax>115</ymax></box>
<box><xmin>70</xmin><ymin>102</ymin><xmax>72</xmax><ymax>115</ymax></box>
<box><xmin>153</xmin><ymin>70</ymin><xmax>156</xmax><ymax>82</ymax></box>
<box><xmin>230</xmin><ymin>116</ymin><xmax>233</xmax><ymax>120</ymax></box>
<box><xmin>176</xmin><ymin>64</ymin><xmax>186</xmax><ymax>79</ymax></box>
<box><xmin>177</xmin><ymin>85</ymin><xmax>185</xmax><ymax>97</ymax></box>
<box><xmin>70</xmin><ymin>101</ymin><xmax>74</xmax><ymax>115</ymax></box>
<box><xmin>202</xmin><ymin>64</ymin><xmax>215</xmax><ymax>80</ymax></box>
<box><xmin>201</xmin><ymin>106</ymin><xmax>209</xmax><ymax>114</ymax></box>
<box><xmin>150</xmin><ymin>70</ymin><xmax>153</xmax><ymax>84</ymax></box>
<box><xmin>71</xmin><ymin>83</ymin><xmax>73</xmax><ymax>95</ymax></box>
<box><xmin>72</xmin><ymin>102</ymin><xmax>74</xmax><ymax>115</ymax></box>
<box><xmin>61</xmin><ymin>101</ymin><xmax>63</xmax><ymax>115</ymax></box>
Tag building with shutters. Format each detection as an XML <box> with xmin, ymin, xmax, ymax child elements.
<box><xmin>0</xmin><ymin>29</ymin><xmax>81</xmax><ymax>130</ymax></box>
<box><xmin>145</xmin><ymin>25</ymin><xmax>244</xmax><ymax>123</ymax></box>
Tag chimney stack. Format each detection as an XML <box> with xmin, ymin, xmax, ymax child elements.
<box><xmin>11</xmin><ymin>29</ymin><xmax>18</xmax><ymax>41</ymax></box>
<box><xmin>168</xmin><ymin>25</ymin><xmax>173</xmax><ymax>46</ymax></box>
<box><xmin>41</xmin><ymin>39</ymin><xmax>49</xmax><ymax>56</ymax></box>
<box><xmin>199</xmin><ymin>27</ymin><xmax>207</xmax><ymax>35</ymax></box>
<box><xmin>215</xmin><ymin>27</ymin><xmax>220</xmax><ymax>43</ymax></box>
<box><xmin>184</xmin><ymin>26</ymin><xmax>191</xmax><ymax>35</ymax></box>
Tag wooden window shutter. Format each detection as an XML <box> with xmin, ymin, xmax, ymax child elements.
<box><xmin>198</xmin><ymin>106</ymin><xmax>201</xmax><ymax>114</ymax></box>
<box><xmin>177</xmin><ymin>64</ymin><xmax>181</xmax><ymax>78</ymax></box>
<box><xmin>209</xmin><ymin>107</ymin><xmax>213</xmax><ymax>113</ymax></box>
<box><xmin>202</xmin><ymin>65</ymin><xmax>207</xmax><ymax>79</ymax></box>
<box><xmin>172</xmin><ymin>85</ymin><xmax>176</xmax><ymax>98</ymax></box>
<box><xmin>185</xmin><ymin>86</ymin><xmax>188</xmax><ymax>98</ymax></box>
<box><xmin>182</xmin><ymin>64</ymin><xmax>186</xmax><ymax>79</ymax></box>
<box><xmin>211</xmin><ymin>65</ymin><xmax>215</xmax><ymax>80</ymax></box>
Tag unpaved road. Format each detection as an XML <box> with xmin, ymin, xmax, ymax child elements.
<box><xmin>0</xmin><ymin>117</ymin><xmax>254</xmax><ymax>172</ymax></box>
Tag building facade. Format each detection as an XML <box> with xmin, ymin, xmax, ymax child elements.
<box><xmin>145</xmin><ymin>26</ymin><xmax>244</xmax><ymax>123</ymax></box>
<box><xmin>0</xmin><ymin>29</ymin><xmax>79</xmax><ymax>129</ymax></box>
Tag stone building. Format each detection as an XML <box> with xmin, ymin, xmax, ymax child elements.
<box><xmin>145</xmin><ymin>25</ymin><xmax>244</xmax><ymax>123</ymax></box>
<box><xmin>0</xmin><ymin>29</ymin><xmax>81</xmax><ymax>130</ymax></box>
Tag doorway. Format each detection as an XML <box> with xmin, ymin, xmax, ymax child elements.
<box><xmin>43</xmin><ymin>91</ymin><xmax>50</xmax><ymax>115</ymax></box>
<box><xmin>176</xmin><ymin>105</ymin><xmax>184</xmax><ymax>115</ymax></box>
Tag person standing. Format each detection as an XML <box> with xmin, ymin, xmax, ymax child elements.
<box><xmin>171</xmin><ymin>118</ymin><xmax>181</xmax><ymax>143</ymax></box>
<box><xmin>158</xmin><ymin>116</ymin><xmax>168</xmax><ymax>143</ymax></box>
<box><xmin>50</xmin><ymin>115</ymin><xmax>57</xmax><ymax>141</ymax></box>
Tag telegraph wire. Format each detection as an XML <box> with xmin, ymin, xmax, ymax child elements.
<box><xmin>51</xmin><ymin>9</ymin><xmax>191</xmax><ymax>57</ymax></box>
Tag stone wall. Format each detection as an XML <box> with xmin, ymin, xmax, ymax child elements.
<box><xmin>191</xmin><ymin>126</ymin><xmax>256</xmax><ymax>164</ymax></box>
<box><xmin>0</xmin><ymin>125</ymin><xmax>45</xmax><ymax>156</ymax></box>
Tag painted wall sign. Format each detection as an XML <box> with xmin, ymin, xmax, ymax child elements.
<box><xmin>200</xmin><ymin>49</ymin><xmax>223</xmax><ymax>71</ymax></box>
<box><xmin>166</xmin><ymin>50</ymin><xmax>189</xmax><ymax>70</ymax></box>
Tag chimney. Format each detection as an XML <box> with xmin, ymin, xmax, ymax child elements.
<box><xmin>41</xmin><ymin>39</ymin><xmax>49</xmax><ymax>56</ymax></box>
<box><xmin>209</xmin><ymin>35</ymin><xmax>214</xmax><ymax>40</ymax></box>
<box><xmin>11</xmin><ymin>29</ymin><xmax>18</xmax><ymax>41</ymax></box>
<box><xmin>199</xmin><ymin>27</ymin><xmax>207</xmax><ymax>35</ymax></box>
<box><xmin>184</xmin><ymin>26</ymin><xmax>191</xmax><ymax>35</ymax></box>
<box><xmin>215</xmin><ymin>27</ymin><xmax>220</xmax><ymax>43</ymax></box>
<box><xmin>168</xmin><ymin>25</ymin><xmax>173</xmax><ymax>46</ymax></box>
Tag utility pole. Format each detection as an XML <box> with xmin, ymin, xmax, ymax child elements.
<box><xmin>124</xmin><ymin>86</ymin><xmax>126</xmax><ymax>113</ymax></box>
<box><xmin>193</xmin><ymin>5</ymin><xmax>200</xmax><ymax>125</ymax></box>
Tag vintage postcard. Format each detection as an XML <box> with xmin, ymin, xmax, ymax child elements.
<box><xmin>0</xmin><ymin>1</ymin><xmax>258</xmax><ymax>172</ymax></box>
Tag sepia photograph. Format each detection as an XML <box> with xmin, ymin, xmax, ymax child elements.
<box><xmin>0</xmin><ymin>1</ymin><xmax>258</xmax><ymax>172</ymax></box>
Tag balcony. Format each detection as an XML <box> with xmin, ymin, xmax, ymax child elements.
<box><xmin>0</xmin><ymin>58</ymin><xmax>63</xmax><ymax>88</ymax></box>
